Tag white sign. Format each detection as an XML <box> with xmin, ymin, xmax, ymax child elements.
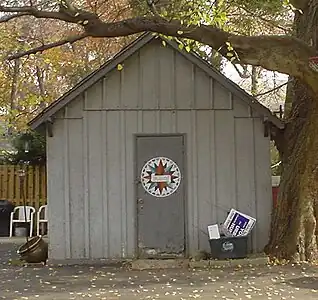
<box><xmin>151</xmin><ymin>174</ymin><xmax>171</xmax><ymax>183</ymax></box>
<box><xmin>207</xmin><ymin>224</ymin><xmax>220</xmax><ymax>240</ymax></box>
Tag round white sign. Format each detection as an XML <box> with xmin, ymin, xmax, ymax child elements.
<box><xmin>140</xmin><ymin>156</ymin><xmax>181</xmax><ymax>198</ymax></box>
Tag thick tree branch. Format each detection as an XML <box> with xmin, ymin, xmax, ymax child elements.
<box><xmin>8</xmin><ymin>33</ymin><xmax>88</xmax><ymax>60</ymax></box>
<box><xmin>78</xmin><ymin>16</ymin><xmax>318</xmax><ymax>91</ymax></box>
<box><xmin>0</xmin><ymin>12</ymin><xmax>29</xmax><ymax>23</ymax></box>
<box><xmin>0</xmin><ymin>5</ymin><xmax>95</xmax><ymax>24</ymax></box>
<box><xmin>1</xmin><ymin>4</ymin><xmax>318</xmax><ymax>94</ymax></box>
<box><xmin>290</xmin><ymin>0</ymin><xmax>310</xmax><ymax>10</ymax></box>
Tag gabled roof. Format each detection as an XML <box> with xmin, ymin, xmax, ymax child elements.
<box><xmin>29</xmin><ymin>33</ymin><xmax>284</xmax><ymax>129</ymax></box>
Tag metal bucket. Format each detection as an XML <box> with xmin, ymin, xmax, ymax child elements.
<box><xmin>17</xmin><ymin>236</ymin><xmax>48</xmax><ymax>263</ymax></box>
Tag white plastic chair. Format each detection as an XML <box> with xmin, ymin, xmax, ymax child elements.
<box><xmin>37</xmin><ymin>205</ymin><xmax>48</xmax><ymax>236</ymax></box>
<box><xmin>9</xmin><ymin>206</ymin><xmax>35</xmax><ymax>237</ymax></box>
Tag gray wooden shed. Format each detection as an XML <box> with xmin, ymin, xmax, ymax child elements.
<box><xmin>30</xmin><ymin>33</ymin><xmax>283</xmax><ymax>263</ymax></box>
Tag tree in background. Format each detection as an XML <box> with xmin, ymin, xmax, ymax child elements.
<box><xmin>1</xmin><ymin>0</ymin><xmax>318</xmax><ymax>261</ymax></box>
<box><xmin>1</xmin><ymin>130</ymin><xmax>46</xmax><ymax>165</ymax></box>
<box><xmin>0</xmin><ymin>0</ymin><xmax>133</xmax><ymax>131</ymax></box>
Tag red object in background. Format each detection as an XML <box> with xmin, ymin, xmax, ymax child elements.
<box><xmin>271</xmin><ymin>176</ymin><xmax>280</xmax><ymax>208</ymax></box>
<box><xmin>309</xmin><ymin>56</ymin><xmax>318</xmax><ymax>72</ymax></box>
<box><xmin>272</xmin><ymin>187</ymin><xmax>279</xmax><ymax>208</ymax></box>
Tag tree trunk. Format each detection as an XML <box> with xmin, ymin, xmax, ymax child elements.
<box><xmin>251</xmin><ymin>66</ymin><xmax>258</xmax><ymax>96</ymax></box>
<box><xmin>266</xmin><ymin>1</ymin><xmax>318</xmax><ymax>261</ymax></box>
<box><xmin>266</xmin><ymin>91</ymin><xmax>318</xmax><ymax>261</ymax></box>
<box><xmin>35</xmin><ymin>65</ymin><xmax>47</xmax><ymax>109</ymax></box>
<box><xmin>7</xmin><ymin>58</ymin><xmax>20</xmax><ymax>134</ymax></box>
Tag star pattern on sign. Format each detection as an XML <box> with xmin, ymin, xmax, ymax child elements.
<box><xmin>141</xmin><ymin>157</ymin><xmax>181</xmax><ymax>198</ymax></box>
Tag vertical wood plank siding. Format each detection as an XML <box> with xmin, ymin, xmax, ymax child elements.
<box><xmin>47</xmin><ymin>39</ymin><xmax>272</xmax><ymax>260</ymax></box>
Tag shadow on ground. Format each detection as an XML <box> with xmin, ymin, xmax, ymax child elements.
<box><xmin>284</xmin><ymin>276</ymin><xmax>318</xmax><ymax>290</ymax></box>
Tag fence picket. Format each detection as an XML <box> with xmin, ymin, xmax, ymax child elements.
<box><xmin>0</xmin><ymin>165</ymin><xmax>47</xmax><ymax>210</ymax></box>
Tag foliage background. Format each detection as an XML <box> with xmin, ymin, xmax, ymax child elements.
<box><xmin>0</xmin><ymin>0</ymin><xmax>291</xmax><ymax>172</ymax></box>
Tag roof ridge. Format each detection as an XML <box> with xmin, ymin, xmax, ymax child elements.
<box><xmin>29</xmin><ymin>33</ymin><xmax>284</xmax><ymax>130</ymax></box>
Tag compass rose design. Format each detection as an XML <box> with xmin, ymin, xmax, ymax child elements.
<box><xmin>140</xmin><ymin>157</ymin><xmax>181</xmax><ymax>198</ymax></box>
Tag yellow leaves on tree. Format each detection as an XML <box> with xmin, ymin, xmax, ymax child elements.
<box><xmin>0</xmin><ymin>0</ymin><xmax>133</xmax><ymax>131</ymax></box>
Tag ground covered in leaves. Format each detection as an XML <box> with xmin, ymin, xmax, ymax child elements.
<box><xmin>1</xmin><ymin>241</ymin><xmax>318</xmax><ymax>299</ymax></box>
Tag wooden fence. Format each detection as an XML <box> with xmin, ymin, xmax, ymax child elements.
<box><xmin>0</xmin><ymin>165</ymin><xmax>47</xmax><ymax>210</ymax></box>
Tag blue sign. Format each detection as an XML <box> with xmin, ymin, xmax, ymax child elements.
<box><xmin>223</xmin><ymin>209</ymin><xmax>256</xmax><ymax>237</ymax></box>
<box><xmin>227</xmin><ymin>212</ymin><xmax>249</xmax><ymax>236</ymax></box>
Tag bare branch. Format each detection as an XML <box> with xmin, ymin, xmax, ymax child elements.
<box><xmin>231</xmin><ymin>64</ymin><xmax>250</xmax><ymax>79</ymax></box>
<box><xmin>0</xmin><ymin>5</ymin><xmax>81</xmax><ymax>23</ymax></box>
<box><xmin>7</xmin><ymin>33</ymin><xmax>88</xmax><ymax>60</ymax></box>
<box><xmin>146</xmin><ymin>0</ymin><xmax>160</xmax><ymax>16</ymax></box>
<box><xmin>255</xmin><ymin>80</ymin><xmax>291</xmax><ymax>97</ymax></box>
<box><xmin>0</xmin><ymin>12</ymin><xmax>29</xmax><ymax>23</ymax></box>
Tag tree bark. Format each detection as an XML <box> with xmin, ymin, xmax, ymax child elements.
<box><xmin>7</xmin><ymin>58</ymin><xmax>20</xmax><ymax>134</ymax></box>
<box><xmin>266</xmin><ymin>1</ymin><xmax>318</xmax><ymax>261</ymax></box>
<box><xmin>251</xmin><ymin>66</ymin><xmax>258</xmax><ymax>96</ymax></box>
<box><xmin>9</xmin><ymin>58</ymin><xmax>20</xmax><ymax>110</ymax></box>
<box><xmin>35</xmin><ymin>65</ymin><xmax>47</xmax><ymax>109</ymax></box>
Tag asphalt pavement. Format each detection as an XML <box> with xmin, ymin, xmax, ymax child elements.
<box><xmin>0</xmin><ymin>238</ymin><xmax>318</xmax><ymax>300</ymax></box>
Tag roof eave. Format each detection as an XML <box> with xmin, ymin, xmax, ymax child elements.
<box><xmin>29</xmin><ymin>33</ymin><xmax>155</xmax><ymax>129</ymax></box>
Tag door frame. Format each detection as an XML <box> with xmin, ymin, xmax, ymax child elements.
<box><xmin>133</xmin><ymin>133</ymin><xmax>188</xmax><ymax>258</ymax></box>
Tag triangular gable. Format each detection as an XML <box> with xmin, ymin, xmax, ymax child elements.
<box><xmin>29</xmin><ymin>33</ymin><xmax>284</xmax><ymax>129</ymax></box>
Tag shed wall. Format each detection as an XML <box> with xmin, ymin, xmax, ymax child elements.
<box><xmin>47</xmin><ymin>40</ymin><xmax>271</xmax><ymax>260</ymax></box>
